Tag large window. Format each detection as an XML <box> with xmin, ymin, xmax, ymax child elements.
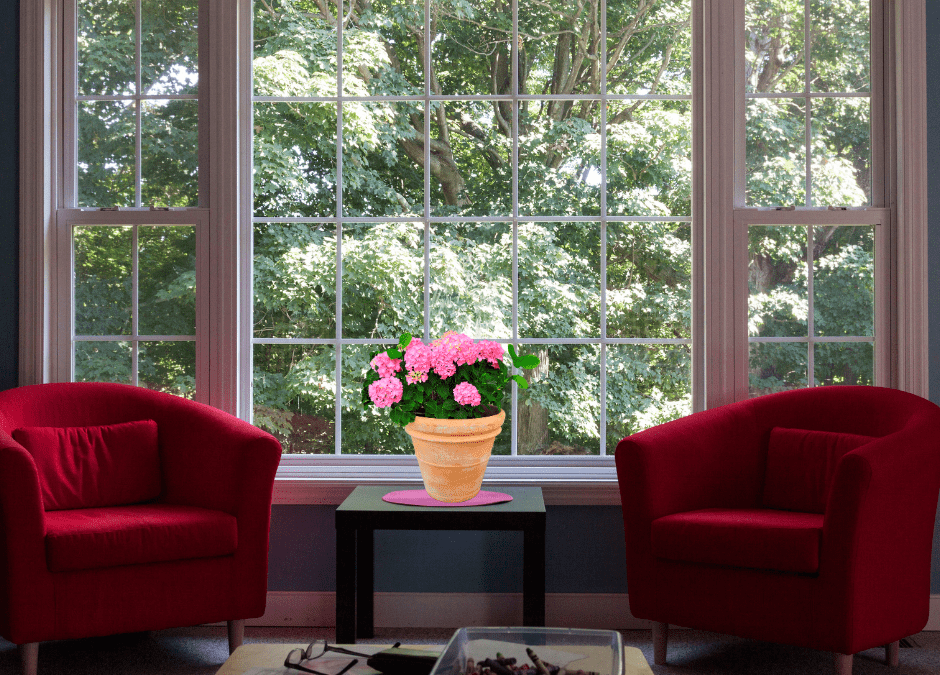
<box><xmin>742</xmin><ymin>0</ymin><xmax>884</xmax><ymax>396</ymax></box>
<box><xmin>25</xmin><ymin>0</ymin><xmax>927</xmax><ymax>486</ymax></box>
<box><xmin>250</xmin><ymin>0</ymin><xmax>692</xmax><ymax>456</ymax></box>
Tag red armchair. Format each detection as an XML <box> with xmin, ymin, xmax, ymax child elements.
<box><xmin>614</xmin><ymin>386</ymin><xmax>940</xmax><ymax>675</ymax></box>
<box><xmin>0</xmin><ymin>382</ymin><xmax>282</xmax><ymax>675</ymax></box>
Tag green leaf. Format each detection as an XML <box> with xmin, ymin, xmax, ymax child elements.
<box><xmin>514</xmin><ymin>354</ymin><xmax>540</xmax><ymax>369</ymax></box>
<box><xmin>398</xmin><ymin>332</ymin><xmax>412</xmax><ymax>350</ymax></box>
<box><xmin>512</xmin><ymin>374</ymin><xmax>529</xmax><ymax>389</ymax></box>
<box><xmin>387</xmin><ymin>348</ymin><xmax>403</xmax><ymax>359</ymax></box>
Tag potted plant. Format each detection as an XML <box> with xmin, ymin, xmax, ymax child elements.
<box><xmin>362</xmin><ymin>332</ymin><xmax>540</xmax><ymax>502</ymax></box>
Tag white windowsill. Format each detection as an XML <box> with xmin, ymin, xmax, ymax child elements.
<box><xmin>273</xmin><ymin>457</ymin><xmax>622</xmax><ymax>505</ymax></box>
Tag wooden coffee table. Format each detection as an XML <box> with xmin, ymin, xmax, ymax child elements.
<box><xmin>215</xmin><ymin>642</ymin><xmax>654</xmax><ymax>675</ymax></box>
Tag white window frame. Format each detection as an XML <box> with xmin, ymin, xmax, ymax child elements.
<box><xmin>20</xmin><ymin>0</ymin><xmax>928</xmax><ymax>505</ymax></box>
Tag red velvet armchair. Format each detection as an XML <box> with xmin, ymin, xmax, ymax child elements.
<box><xmin>0</xmin><ymin>382</ymin><xmax>282</xmax><ymax>675</ymax></box>
<box><xmin>615</xmin><ymin>386</ymin><xmax>940</xmax><ymax>675</ymax></box>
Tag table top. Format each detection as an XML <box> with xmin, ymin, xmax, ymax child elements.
<box><xmin>337</xmin><ymin>486</ymin><xmax>545</xmax><ymax>516</ymax></box>
<box><xmin>215</xmin><ymin>642</ymin><xmax>653</xmax><ymax>675</ymax></box>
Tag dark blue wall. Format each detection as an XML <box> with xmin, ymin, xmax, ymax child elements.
<box><xmin>0</xmin><ymin>5</ymin><xmax>937</xmax><ymax>598</ymax></box>
<box><xmin>926</xmin><ymin>0</ymin><xmax>940</xmax><ymax>595</ymax></box>
<box><xmin>0</xmin><ymin>0</ymin><xmax>17</xmax><ymax>392</ymax></box>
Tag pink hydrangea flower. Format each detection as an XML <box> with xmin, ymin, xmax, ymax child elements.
<box><xmin>431</xmin><ymin>353</ymin><xmax>457</xmax><ymax>379</ymax></box>
<box><xmin>478</xmin><ymin>340</ymin><xmax>505</xmax><ymax>368</ymax></box>
<box><xmin>370</xmin><ymin>352</ymin><xmax>402</xmax><ymax>378</ymax></box>
<box><xmin>453</xmin><ymin>382</ymin><xmax>482</xmax><ymax>407</ymax></box>
<box><xmin>404</xmin><ymin>338</ymin><xmax>432</xmax><ymax>373</ymax></box>
<box><xmin>368</xmin><ymin>376</ymin><xmax>403</xmax><ymax>408</ymax></box>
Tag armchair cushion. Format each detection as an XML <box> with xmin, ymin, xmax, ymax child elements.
<box><xmin>44</xmin><ymin>504</ymin><xmax>238</xmax><ymax>573</ymax></box>
<box><xmin>13</xmin><ymin>420</ymin><xmax>160</xmax><ymax>511</ymax></box>
<box><xmin>651</xmin><ymin>508</ymin><xmax>824</xmax><ymax>574</ymax></box>
<box><xmin>762</xmin><ymin>427</ymin><xmax>873</xmax><ymax>513</ymax></box>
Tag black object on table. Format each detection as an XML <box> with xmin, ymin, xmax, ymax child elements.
<box><xmin>334</xmin><ymin>485</ymin><xmax>546</xmax><ymax>644</ymax></box>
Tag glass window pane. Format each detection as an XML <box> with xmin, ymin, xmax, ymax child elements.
<box><xmin>517</xmin><ymin>345</ymin><xmax>599</xmax><ymax>455</ymax></box>
<box><xmin>814</xmin><ymin>342</ymin><xmax>873</xmax><ymax>386</ymax></box>
<box><xmin>341</xmin><ymin>344</ymin><xmax>412</xmax><ymax>454</ymax></box>
<box><xmin>748</xmin><ymin>341</ymin><xmax>808</xmax><ymax>397</ymax></box>
<box><xmin>748</xmin><ymin>225</ymin><xmax>808</xmax><ymax>339</ymax></box>
<box><xmin>607</xmin><ymin>101</ymin><xmax>692</xmax><ymax>218</ymax></box>
<box><xmin>254</xmin><ymin>223</ymin><xmax>337</xmax><ymax>340</ymax></box>
<box><xmin>811</xmin><ymin>97</ymin><xmax>871</xmax><ymax>207</ymax></box>
<box><xmin>139</xmin><ymin>340</ymin><xmax>195</xmax><ymax>397</ymax></box>
<box><xmin>606</xmin><ymin>0</ymin><xmax>692</xmax><ymax>96</ymax></box>
<box><xmin>430</xmin><ymin>100</ymin><xmax>512</xmax><ymax>219</ymax></box>
<box><xmin>75</xmin><ymin>341</ymin><xmax>133</xmax><ymax>384</ymax></box>
<box><xmin>252</xmin><ymin>0</ymin><xmax>338</xmax><ymax>97</ymax></box>
<box><xmin>745</xmin><ymin>0</ymin><xmax>804</xmax><ymax>94</ymax></box>
<box><xmin>432</xmin><ymin>0</ymin><xmax>507</xmax><ymax>96</ymax></box>
<box><xmin>519</xmin><ymin>222</ymin><xmax>600</xmax><ymax>339</ymax></box>
<box><xmin>141</xmin><ymin>99</ymin><xmax>199</xmax><ymax>207</ymax></box>
<box><xmin>343</xmin><ymin>102</ymin><xmax>424</xmax><ymax>218</ymax></box>
<box><xmin>810</xmin><ymin>0</ymin><xmax>869</xmax><ymax>93</ymax></box>
<box><xmin>342</xmin><ymin>222</ymin><xmax>424</xmax><ymax>339</ymax></box>
<box><xmin>253</xmin><ymin>343</ymin><xmax>336</xmax><ymax>454</ymax></box>
<box><xmin>607</xmin><ymin>222</ymin><xmax>691</xmax><ymax>339</ymax></box>
<box><xmin>430</xmin><ymin>222</ymin><xmax>512</xmax><ymax>339</ymax></box>
<box><xmin>813</xmin><ymin>225</ymin><xmax>874</xmax><ymax>337</ymax></box>
<box><xmin>138</xmin><ymin>225</ymin><xmax>196</xmax><ymax>336</ymax></box>
<box><xmin>519</xmin><ymin>0</ymin><xmax>601</xmax><ymax>97</ymax></box>
<box><xmin>79</xmin><ymin>0</ymin><xmax>136</xmax><ymax>96</ymax></box>
<box><xmin>141</xmin><ymin>0</ymin><xmax>199</xmax><ymax>95</ymax></box>
<box><xmin>253</xmin><ymin>102</ymin><xmax>338</xmax><ymax>218</ymax></box>
<box><xmin>746</xmin><ymin>98</ymin><xmax>806</xmax><ymax>207</ymax></box>
<box><xmin>606</xmin><ymin>344</ymin><xmax>691</xmax><ymax>452</ymax></box>
<box><xmin>78</xmin><ymin>101</ymin><xmax>136</xmax><ymax>208</ymax></box>
<box><xmin>346</xmin><ymin>0</ymin><xmax>422</xmax><ymax>96</ymax></box>
<box><xmin>519</xmin><ymin>101</ymin><xmax>602</xmax><ymax>217</ymax></box>
<box><xmin>74</xmin><ymin>226</ymin><xmax>132</xmax><ymax>336</ymax></box>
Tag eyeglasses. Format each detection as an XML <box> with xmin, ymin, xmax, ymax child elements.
<box><xmin>284</xmin><ymin>640</ymin><xmax>399</xmax><ymax>675</ymax></box>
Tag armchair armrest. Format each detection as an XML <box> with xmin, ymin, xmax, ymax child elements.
<box><xmin>822</xmin><ymin>422</ymin><xmax>940</xmax><ymax>587</ymax></box>
<box><xmin>156</xmin><ymin>398</ymin><xmax>282</xmax><ymax>515</ymax></box>
<box><xmin>615</xmin><ymin>401</ymin><xmax>765</xmax><ymax>522</ymax></box>
<box><xmin>0</xmin><ymin>431</ymin><xmax>54</xmax><ymax>642</ymax></box>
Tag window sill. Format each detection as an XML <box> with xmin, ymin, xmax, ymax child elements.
<box><xmin>273</xmin><ymin>457</ymin><xmax>622</xmax><ymax>505</ymax></box>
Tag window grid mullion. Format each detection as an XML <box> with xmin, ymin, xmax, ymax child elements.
<box><xmin>132</xmin><ymin>224</ymin><xmax>140</xmax><ymax>386</ymax></box>
<box><xmin>510</xmin><ymin>0</ymin><xmax>520</xmax><ymax>457</ymax></box>
<box><xmin>803</xmin><ymin>0</ymin><xmax>811</xmax><ymax>207</ymax></box>
<box><xmin>135</xmin><ymin>0</ymin><xmax>143</xmax><ymax>208</ymax></box>
<box><xmin>334</xmin><ymin>2</ymin><xmax>346</xmax><ymax>455</ymax></box>
<box><xmin>424</xmin><ymin>0</ymin><xmax>432</xmax><ymax>344</ymax></box>
<box><xmin>806</xmin><ymin>225</ymin><xmax>815</xmax><ymax>386</ymax></box>
<box><xmin>598</xmin><ymin>0</ymin><xmax>608</xmax><ymax>456</ymax></box>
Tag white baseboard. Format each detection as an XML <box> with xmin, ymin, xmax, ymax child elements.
<box><xmin>247</xmin><ymin>592</ymin><xmax>940</xmax><ymax>632</ymax></box>
<box><xmin>926</xmin><ymin>595</ymin><xmax>940</xmax><ymax>631</ymax></box>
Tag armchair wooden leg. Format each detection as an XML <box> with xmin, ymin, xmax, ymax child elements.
<box><xmin>834</xmin><ymin>652</ymin><xmax>852</xmax><ymax>675</ymax></box>
<box><xmin>227</xmin><ymin>619</ymin><xmax>245</xmax><ymax>654</ymax></box>
<box><xmin>652</xmin><ymin>622</ymin><xmax>668</xmax><ymax>665</ymax></box>
<box><xmin>885</xmin><ymin>640</ymin><xmax>899</xmax><ymax>667</ymax></box>
<box><xmin>19</xmin><ymin>642</ymin><xmax>38</xmax><ymax>675</ymax></box>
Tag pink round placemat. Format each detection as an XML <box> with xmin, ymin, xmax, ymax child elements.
<box><xmin>382</xmin><ymin>489</ymin><xmax>513</xmax><ymax>507</ymax></box>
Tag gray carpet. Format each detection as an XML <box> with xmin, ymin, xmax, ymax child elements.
<box><xmin>1</xmin><ymin>626</ymin><xmax>938</xmax><ymax>675</ymax></box>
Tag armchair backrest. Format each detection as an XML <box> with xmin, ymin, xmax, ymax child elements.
<box><xmin>0</xmin><ymin>382</ymin><xmax>277</xmax><ymax>515</ymax></box>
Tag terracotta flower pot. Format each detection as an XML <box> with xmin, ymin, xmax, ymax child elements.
<box><xmin>404</xmin><ymin>409</ymin><xmax>506</xmax><ymax>502</ymax></box>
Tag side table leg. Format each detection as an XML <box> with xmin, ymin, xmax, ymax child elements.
<box><xmin>336</xmin><ymin>524</ymin><xmax>356</xmax><ymax>643</ymax></box>
<box><xmin>522</xmin><ymin>524</ymin><xmax>546</xmax><ymax>627</ymax></box>
<box><xmin>357</xmin><ymin>528</ymin><xmax>375</xmax><ymax>639</ymax></box>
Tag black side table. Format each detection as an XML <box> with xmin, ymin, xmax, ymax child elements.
<box><xmin>334</xmin><ymin>485</ymin><xmax>546</xmax><ymax>643</ymax></box>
